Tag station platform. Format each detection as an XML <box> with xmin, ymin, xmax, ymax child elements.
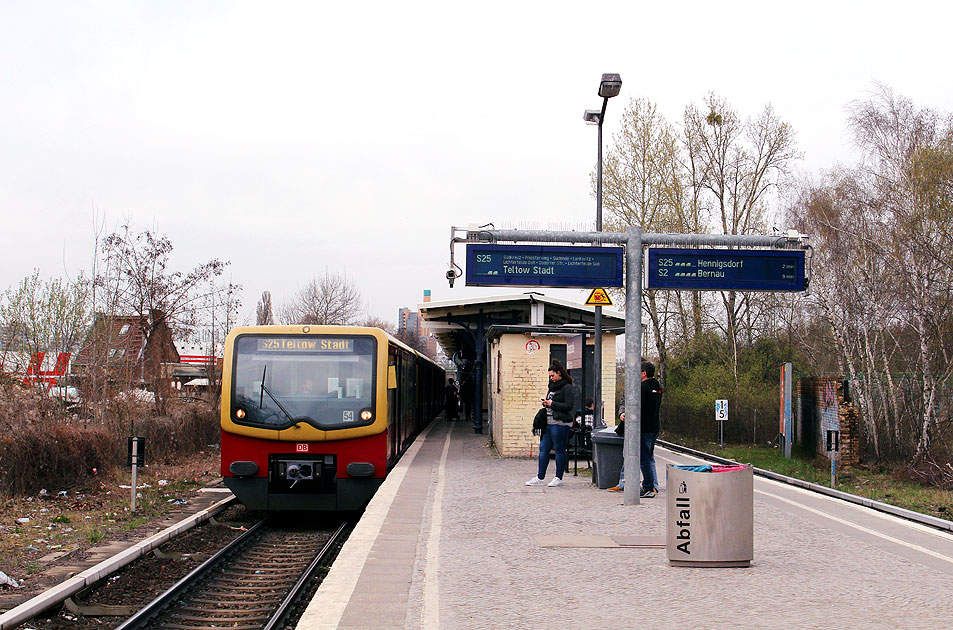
<box><xmin>299</xmin><ymin>419</ymin><xmax>953</xmax><ymax>630</ymax></box>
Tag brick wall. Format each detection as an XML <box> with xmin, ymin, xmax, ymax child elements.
<box><xmin>489</xmin><ymin>333</ymin><xmax>617</xmax><ymax>458</ymax></box>
<box><xmin>797</xmin><ymin>376</ymin><xmax>860</xmax><ymax>466</ymax></box>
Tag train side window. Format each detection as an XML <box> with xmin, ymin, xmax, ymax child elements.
<box><xmin>388</xmin><ymin>365</ymin><xmax>397</xmax><ymax>389</ymax></box>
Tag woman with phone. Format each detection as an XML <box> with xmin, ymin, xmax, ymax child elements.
<box><xmin>526</xmin><ymin>359</ymin><xmax>578</xmax><ymax>487</ymax></box>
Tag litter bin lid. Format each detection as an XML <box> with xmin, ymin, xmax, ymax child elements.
<box><xmin>591</xmin><ymin>428</ymin><xmax>623</xmax><ymax>443</ymax></box>
<box><xmin>672</xmin><ymin>464</ymin><xmax>749</xmax><ymax>473</ymax></box>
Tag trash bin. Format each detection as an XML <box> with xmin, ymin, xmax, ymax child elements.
<box><xmin>666</xmin><ymin>463</ymin><xmax>753</xmax><ymax>567</ymax></box>
<box><xmin>591</xmin><ymin>428</ymin><xmax>624</xmax><ymax>489</ymax></box>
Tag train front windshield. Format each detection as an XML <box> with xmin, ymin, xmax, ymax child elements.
<box><xmin>230</xmin><ymin>334</ymin><xmax>376</xmax><ymax>430</ymax></box>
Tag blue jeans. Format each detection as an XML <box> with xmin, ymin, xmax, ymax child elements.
<box><xmin>640</xmin><ymin>432</ymin><xmax>659</xmax><ymax>491</ymax></box>
<box><xmin>617</xmin><ymin>432</ymin><xmax>659</xmax><ymax>491</ymax></box>
<box><xmin>538</xmin><ymin>423</ymin><xmax>572</xmax><ymax>479</ymax></box>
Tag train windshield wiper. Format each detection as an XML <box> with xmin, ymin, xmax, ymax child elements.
<box><xmin>259</xmin><ymin>365</ymin><xmax>297</xmax><ymax>424</ymax></box>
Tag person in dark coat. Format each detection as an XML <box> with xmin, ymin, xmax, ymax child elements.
<box><xmin>609</xmin><ymin>360</ymin><xmax>663</xmax><ymax>497</ymax></box>
<box><xmin>444</xmin><ymin>378</ymin><xmax>459</xmax><ymax>421</ymax></box>
<box><xmin>460</xmin><ymin>375</ymin><xmax>473</xmax><ymax>422</ymax></box>
<box><xmin>638</xmin><ymin>361</ymin><xmax>663</xmax><ymax>496</ymax></box>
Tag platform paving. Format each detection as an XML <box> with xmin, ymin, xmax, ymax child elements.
<box><xmin>301</xmin><ymin>419</ymin><xmax>953</xmax><ymax>630</ymax></box>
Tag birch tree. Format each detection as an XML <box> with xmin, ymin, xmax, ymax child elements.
<box><xmin>794</xmin><ymin>86</ymin><xmax>953</xmax><ymax>460</ymax></box>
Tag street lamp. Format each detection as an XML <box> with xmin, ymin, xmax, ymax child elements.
<box><xmin>584</xmin><ymin>73</ymin><xmax>621</xmax><ymax>430</ymax></box>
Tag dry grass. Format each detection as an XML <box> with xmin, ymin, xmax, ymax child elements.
<box><xmin>0</xmin><ymin>378</ymin><xmax>224</xmax><ymax>595</ymax></box>
<box><xmin>0</xmin><ymin>379</ymin><xmax>220</xmax><ymax>497</ymax></box>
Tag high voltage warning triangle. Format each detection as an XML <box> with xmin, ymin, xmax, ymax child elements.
<box><xmin>585</xmin><ymin>288</ymin><xmax>613</xmax><ymax>306</ymax></box>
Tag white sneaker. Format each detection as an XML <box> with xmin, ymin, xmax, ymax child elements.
<box><xmin>526</xmin><ymin>477</ymin><xmax>546</xmax><ymax>486</ymax></box>
<box><xmin>547</xmin><ymin>477</ymin><xmax>564</xmax><ymax>487</ymax></box>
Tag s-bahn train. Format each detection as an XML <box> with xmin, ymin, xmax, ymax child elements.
<box><xmin>220</xmin><ymin>325</ymin><xmax>444</xmax><ymax>511</ymax></box>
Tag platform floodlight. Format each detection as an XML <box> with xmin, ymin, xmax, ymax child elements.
<box><xmin>598</xmin><ymin>73</ymin><xmax>622</xmax><ymax>98</ymax></box>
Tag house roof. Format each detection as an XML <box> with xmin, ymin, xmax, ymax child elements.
<box><xmin>73</xmin><ymin>315</ymin><xmax>147</xmax><ymax>365</ymax></box>
<box><xmin>73</xmin><ymin>313</ymin><xmax>179</xmax><ymax>375</ymax></box>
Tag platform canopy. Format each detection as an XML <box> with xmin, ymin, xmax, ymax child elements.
<box><xmin>418</xmin><ymin>292</ymin><xmax>624</xmax><ymax>362</ymax></box>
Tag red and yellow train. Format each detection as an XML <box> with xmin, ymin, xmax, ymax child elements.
<box><xmin>220</xmin><ymin>325</ymin><xmax>444</xmax><ymax>511</ymax></box>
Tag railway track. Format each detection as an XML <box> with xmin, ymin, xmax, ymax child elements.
<box><xmin>113</xmin><ymin>520</ymin><xmax>349</xmax><ymax>630</ymax></box>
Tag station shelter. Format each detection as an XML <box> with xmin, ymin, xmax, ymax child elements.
<box><xmin>418</xmin><ymin>292</ymin><xmax>624</xmax><ymax>457</ymax></box>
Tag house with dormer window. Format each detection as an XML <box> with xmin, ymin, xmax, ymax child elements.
<box><xmin>72</xmin><ymin>312</ymin><xmax>179</xmax><ymax>389</ymax></box>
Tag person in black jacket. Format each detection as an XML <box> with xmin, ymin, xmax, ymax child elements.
<box><xmin>444</xmin><ymin>378</ymin><xmax>459</xmax><ymax>421</ymax></box>
<box><xmin>639</xmin><ymin>361</ymin><xmax>663</xmax><ymax>497</ymax></box>
<box><xmin>526</xmin><ymin>360</ymin><xmax>578</xmax><ymax>488</ymax></box>
<box><xmin>608</xmin><ymin>360</ymin><xmax>663</xmax><ymax>497</ymax></box>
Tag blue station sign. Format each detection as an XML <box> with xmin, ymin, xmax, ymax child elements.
<box><xmin>647</xmin><ymin>248</ymin><xmax>806</xmax><ymax>292</ymax></box>
<box><xmin>466</xmin><ymin>244</ymin><xmax>624</xmax><ymax>288</ymax></box>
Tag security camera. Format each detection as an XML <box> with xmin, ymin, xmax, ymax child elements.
<box><xmin>446</xmin><ymin>269</ymin><xmax>457</xmax><ymax>288</ymax></box>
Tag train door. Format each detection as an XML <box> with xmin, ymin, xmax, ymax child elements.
<box><xmin>388</xmin><ymin>347</ymin><xmax>400</xmax><ymax>466</ymax></box>
<box><xmin>399</xmin><ymin>351</ymin><xmax>415</xmax><ymax>451</ymax></box>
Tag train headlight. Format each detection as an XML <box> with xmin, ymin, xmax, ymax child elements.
<box><xmin>360</xmin><ymin>409</ymin><xmax>373</xmax><ymax>421</ymax></box>
<box><xmin>235</xmin><ymin>408</ymin><xmax>246</xmax><ymax>420</ymax></box>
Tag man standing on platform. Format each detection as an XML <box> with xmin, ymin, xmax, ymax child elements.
<box><xmin>638</xmin><ymin>361</ymin><xmax>663</xmax><ymax>497</ymax></box>
<box><xmin>608</xmin><ymin>360</ymin><xmax>663</xmax><ymax>497</ymax></box>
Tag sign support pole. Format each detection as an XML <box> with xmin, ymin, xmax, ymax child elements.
<box><xmin>130</xmin><ymin>437</ymin><xmax>138</xmax><ymax>513</ymax></box>
<box><xmin>623</xmin><ymin>226</ymin><xmax>643</xmax><ymax>505</ymax></box>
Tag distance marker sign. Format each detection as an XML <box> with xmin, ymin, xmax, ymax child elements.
<box><xmin>647</xmin><ymin>248</ymin><xmax>806</xmax><ymax>292</ymax></box>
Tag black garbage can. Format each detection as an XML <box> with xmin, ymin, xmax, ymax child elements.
<box><xmin>591</xmin><ymin>428</ymin><xmax>624</xmax><ymax>489</ymax></box>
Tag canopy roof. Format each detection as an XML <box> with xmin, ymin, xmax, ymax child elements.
<box><xmin>418</xmin><ymin>292</ymin><xmax>624</xmax><ymax>361</ymax></box>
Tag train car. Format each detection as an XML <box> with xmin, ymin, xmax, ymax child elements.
<box><xmin>220</xmin><ymin>325</ymin><xmax>444</xmax><ymax>511</ymax></box>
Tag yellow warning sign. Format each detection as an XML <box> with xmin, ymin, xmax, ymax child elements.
<box><xmin>585</xmin><ymin>288</ymin><xmax>613</xmax><ymax>306</ymax></box>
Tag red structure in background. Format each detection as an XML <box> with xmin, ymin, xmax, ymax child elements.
<box><xmin>22</xmin><ymin>352</ymin><xmax>71</xmax><ymax>389</ymax></box>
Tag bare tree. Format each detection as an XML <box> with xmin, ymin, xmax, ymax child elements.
<box><xmin>684</xmin><ymin>94</ymin><xmax>799</xmax><ymax>378</ymax></box>
<box><xmin>0</xmin><ymin>281</ymin><xmax>28</xmax><ymax>372</ymax></box>
<box><xmin>196</xmin><ymin>276</ymin><xmax>242</xmax><ymax>402</ymax></box>
<box><xmin>847</xmin><ymin>86</ymin><xmax>953</xmax><ymax>458</ymax></box>
<box><xmin>360</xmin><ymin>315</ymin><xmax>396</xmax><ymax>334</ymax></box>
<box><xmin>793</xmin><ymin>86</ymin><xmax>953</xmax><ymax>461</ymax></box>
<box><xmin>602</xmin><ymin>97</ymin><xmax>685</xmax><ymax>380</ymax></box>
<box><xmin>394</xmin><ymin>328</ymin><xmax>432</xmax><ymax>358</ymax></box>
<box><xmin>96</xmin><ymin>225</ymin><xmax>229</xmax><ymax>413</ymax></box>
<box><xmin>256</xmin><ymin>291</ymin><xmax>275</xmax><ymax>325</ymax></box>
<box><xmin>1</xmin><ymin>270</ymin><xmax>90</xmax><ymax>391</ymax></box>
<box><xmin>600</xmin><ymin>95</ymin><xmax>798</xmax><ymax>382</ymax></box>
<box><xmin>281</xmin><ymin>271</ymin><xmax>363</xmax><ymax>325</ymax></box>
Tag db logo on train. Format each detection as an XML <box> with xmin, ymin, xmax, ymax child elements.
<box><xmin>296</xmin><ymin>444</ymin><xmax>309</xmax><ymax>452</ymax></box>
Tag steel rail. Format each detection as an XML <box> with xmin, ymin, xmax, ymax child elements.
<box><xmin>114</xmin><ymin>520</ymin><xmax>349</xmax><ymax>630</ymax></box>
<box><xmin>262</xmin><ymin>520</ymin><xmax>349</xmax><ymax>630</ymax></box>
<box><xmin>658</xmin><ymin>439</ymin><xmax>953</xmax><ymax>533</ymax></box>
<box><xmin>111</xmin><ymin>519</ymin><xmax>268</xmax><ymax>630</ymax></box>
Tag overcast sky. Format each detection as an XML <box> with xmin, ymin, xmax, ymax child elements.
<box><xmin>2</xmin><ymin>1</ymin><xmax>951</xmax><ymax>326</ymax></box>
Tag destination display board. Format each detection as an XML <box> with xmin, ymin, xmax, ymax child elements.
<box><xmin>647</xmin><ymin>248</ymin><xmax>806</xmax><ymax>292</ymax></box>
<box><xmin>466</xmin><ymin>244</ymin><xmax>624</xmax><ymax>288</ymax></box>
<box><xmin>256</xmin><ymin>338</ymin><xmax>354</xmax><ymax>352</ymax></box>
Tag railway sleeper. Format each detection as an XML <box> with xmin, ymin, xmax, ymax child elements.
<box><xmin>168</xmin><ymin>613</ymin><xmax>272</xmax><ymax>622</ymax></box>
